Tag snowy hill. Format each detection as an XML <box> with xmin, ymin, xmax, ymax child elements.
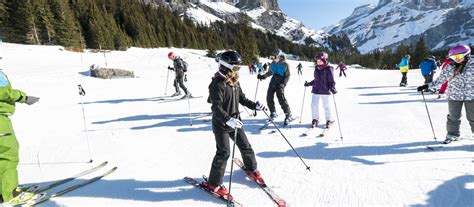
<box><xmin>1</xmin><ymin>43</ymin><xmax>473</xmax><ymax>206</ymax></box>
<box><xmin>160</xmin><ymin>0</ymin><xmax>332</xmax><ymax>48</ymax></box>
<box><xmin>325</xmin><ymin>0</ymin><xmax>474</xmax><ymax>53</ymax></box>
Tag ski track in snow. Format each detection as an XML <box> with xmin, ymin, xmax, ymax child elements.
<box><xmin>1</xmin><ymin>43</ymin><xmax>472</xmax><ymax>206</ymax></box>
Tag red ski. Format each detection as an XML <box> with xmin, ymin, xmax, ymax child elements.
<box><xmin>183</xmin><ymin>176</ymin><xmax>243</xmax><ymax>207</ymax></box>
<box><xmin>232</xmin><ymin>158</ymin><xmax>287</xmax><ymax>207</ymax></box>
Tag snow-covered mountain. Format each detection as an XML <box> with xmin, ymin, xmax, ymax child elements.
<box><xmin>325</xmin><ymin>0</ymin><xmax>474</xmax><ymax>53</ymax></box>
<box><xmin>155</xmin><ymin>0</ymin><xmax>333</xmax><ymax>49</ymax></box>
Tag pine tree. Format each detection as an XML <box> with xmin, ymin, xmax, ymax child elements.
<box><xmin>236</xmin><ymin>14</ymin><xmax>258</xmax><ymax>65</ymax></box>
<box><xmin>49</xmin><ymin>0</ymin><xmax>83</xmax><ymax>47</ymax></box>
<box><xmin>413</xmin><ymin>35</ymin><xmax>429</xmax><ymax>67</ymax></box>
<box><xmin>3</xmin><ymin>0</ymin><xmax>34</xmax><ymax>43</ymax></box>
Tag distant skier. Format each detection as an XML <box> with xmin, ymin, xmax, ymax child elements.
<box><xmin>417</xmin><ymin>45</ymin><xmax>474</xmax><ymax>144</ymax></box>
<box><xmin>168</xmin><ymin>52</ymin><xmax>191</xmax><ymax>98</ymax></box>
<box><xmin>419</xmin><ymin>55</ymin><xmax>437</xmax><ymax>87</ymax></box>
<box><xmin>304</xmin><ymin>52</ymin><xmax>337</xmax><ymax>128</ymax></box>
<box><xmin>399</xmin><ymin>55</ymin><xmax>410</xmax><ymax>87</ymax></box>
<box><xmin>203</xmin><ymin>50</ymin><xmax>266</xmax><ymax>200</ymax></box>
<box><xmin>0</xmin><ymin>70</ymin><xmax>39</xmax><ymax>205</ymax></box>
<box><xmin>335</xmin><ymin>62</ymin><xmax>347</xmax><ymax>77</ymax></box>
<box><xmin>257</xmin><ymin>49</ymin><xmax>294</xmax><ymax>125</ymax></box>
<box><xmin>297</xmin><ymin>63</ymin><xmax>303</xmax><ymax>75</ymax></box>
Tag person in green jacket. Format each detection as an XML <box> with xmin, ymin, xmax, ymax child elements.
<box><xmin>0</xmin><ymin>69</ymin><xmax>39</xmax><ymax>205</ymax></box>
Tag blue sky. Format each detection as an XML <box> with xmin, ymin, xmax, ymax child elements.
<box><xmin>278</xmin><ymin>0</ymin><xmax>379</xmax><ymax>30</ymax></box>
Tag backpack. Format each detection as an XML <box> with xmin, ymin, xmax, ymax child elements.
<box><xmin>178</xmin><ymin>58</ymin><xmax>188</xmax><ymax>72</ymax></box>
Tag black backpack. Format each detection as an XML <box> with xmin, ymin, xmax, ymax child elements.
<box><xmin>178</xmin><ymin>58</ymin><xmax>188</xmax><ymax>72</ymax></box>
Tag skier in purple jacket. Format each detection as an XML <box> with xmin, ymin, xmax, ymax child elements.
<box><xmin>304</xmin><ymin>52</ymin><xmax>337</xmax><ymax>128</ymax></box>
<box><xmin>336</xmin><ymin>62</ymin><xmax>347</xmax><ymax>77</ymax></box>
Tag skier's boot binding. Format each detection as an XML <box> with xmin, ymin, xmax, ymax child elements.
<box><xmin>325</xmin><ymin>120</ymin><xmax>335</xmax><ymax>128</ymax></box>
<box><xmin>246</xmin><ymin>170</ymin><xmax>265</xmax><ymax>185</ymax></box>
<box><xmin>269</xmin><ymin>112</ymin><xmax>278</xmax><ymax>121</ymax></box>
<box><xmin>201</xmin><ymin>182</ymin><xmax>233</xmax><ymax>201</ymax></box>
<box><xmin>284</xmin><ymin>114</ymin><xmax>293</xmax><ymax>126</ymax></box>
<box><xmin>171</xmin><ymin>91</ymin><xmax>181</xmax><ymax>97</ymax></box>
<box><xmin>443</xmin><ymin>134</ymin><xmax>460</xmax><ymax>144</ymax></box>
<box><xmin>311</xmin><ymin>119</ymin><xmax>319</xmax><ymax>128</ymax></box>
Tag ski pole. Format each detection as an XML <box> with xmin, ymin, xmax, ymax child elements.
<box><xmin>77</xmin><ymin>84</ymin><xmax>93</xmax><ymax>163</ymax></box>
<box><xmin>421</xmin><ymin>91</ymin><xmax>437</xmax><ymax>141</ymax></box>
<box><xmin>227</xmin><ymin>126</ymin><xmax>239</xmax><ymax>207</ymax></box>
<box><xmin>332</xmin><ymin>94</ymin><xmax>343</xmax><ymax>141</ymax></box>
<box><xmin>252</xmin><ymin>79</ymin><xmax>260</xmax><ymax>117</ymax></box>
<box><xmin>165</xmin><ymin>67</ymin><xmax>170</xmax><ymax>95</ymax></box>
<box><xmin>299</xmin><ymin>85</ymin><xmax>307</xmax><ymax>124</ymax></box>
<box><xmin>262</xmin><ymin>110</ymin><xmax>311</xmax><ymax>172</ymax></box>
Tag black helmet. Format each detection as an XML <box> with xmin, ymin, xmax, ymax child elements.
<box><xmin>220</xmin><ymin>51</ymin><xmax>241</xmax><ymax>65</ymax></box>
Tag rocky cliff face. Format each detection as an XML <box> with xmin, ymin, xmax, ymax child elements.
<box><xmin>325</xmin><ymin>0</ymin><xmax>474</xmax><ymax>53</ymax></box>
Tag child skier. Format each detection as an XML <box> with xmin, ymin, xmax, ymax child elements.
<box><xmin>417</xmin><ymin>45</ymin><xmax>473</xmax><ymax>144</ymax></box>
<box><xmin>257</xmin><ymin>49</ymin><xmax>293</xmax><ymax>125</ymax></box>
<box><xmin>204</xmin><ymin>51</ymin><xmax>266</xmax><ymax>200</ymax></box>
<box><xmin>0</xmin><ymin>70</ymin><xmax>40</xmax><ymax>205</ymax></box>
<box><xmin>304</xmin><ymin>52</ymin><xmax>337</xmax><ymax>128</ymax></box>
<box><xmin>399</xmin><ymin>55</ymin><xmax>410</xmax><ymax>87</ymax></box>
<box><xmin>335</xmin><ymin>62</ymin><xmax>347</xmax><ymax>77</ymax></box>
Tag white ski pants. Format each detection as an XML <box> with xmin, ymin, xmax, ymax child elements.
<box><xmin>311</xmin><ymin>94</ymin><xmax>333</xmax><ymax>121</ymax></box>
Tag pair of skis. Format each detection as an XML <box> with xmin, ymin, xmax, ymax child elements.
<box><xmin>157</xmin><ymin>95</ymin><xmax>203</xmax><ymax>103</ymax></box>
<box><xmin>300</xmin><ymin>121</ymin><xmax>335</xmax><ymax>137</ymax></box>
<box><xmin>184</xmin><ymin>158</ymin><xmax>286</xmax><ymax>207</ymax></box>
<box><xmin>17</xmin><ymin>161</ymin><xmax>116</xmax><ymax>206</ymax></box>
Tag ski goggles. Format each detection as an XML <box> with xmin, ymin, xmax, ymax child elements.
<box><xmin>449</xmin><ymin>53</ymin><xmax>466</xmax><ymax>61</ymax></box>
<box><xmin>219</xmin><ymin>60</ymin><xmax>240</xmax><ymax>72</ymax></box>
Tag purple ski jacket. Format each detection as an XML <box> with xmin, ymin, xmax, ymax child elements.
<box><xmin>308</xmin><ymin>64</ymin><xmax>336</xmax><ymax>95</ymax></box>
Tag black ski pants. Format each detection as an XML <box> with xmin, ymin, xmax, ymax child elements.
<box><xmin>208</xmin><ymin>127</ymin><xmax>257</xmax><ymax>186</ymax></box>
<box><xmin>400</xmin><ymin>72</ymin><xmax>408</xmax><ymax>85</ymax></box>
<box><xmin>267</xmin><ymin>85</ymin><xmax>291</xmax><ymax>115</ymax></box>
<box><xmin>173</xmin><ymin>72</ymin><xmax>189</xmax><ymax>94</ymax></box>
<box><xmin>339</xmin><ymin>70</ymin><xmax>346</xmax><ymax>77</ymax></box>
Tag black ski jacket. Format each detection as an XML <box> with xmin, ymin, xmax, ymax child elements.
<box><xmin>208</xmin><ymin>73</ymin><xmax>256</xmax><ymax>131</ymax></box>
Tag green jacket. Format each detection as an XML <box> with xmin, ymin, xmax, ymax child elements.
<box><xmin>0</xmin><ymin>70</ymin><xmax>26</xmax><ymax>116</ymax></box>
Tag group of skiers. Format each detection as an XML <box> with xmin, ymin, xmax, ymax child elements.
<box><xmin>0</xmin><ymin>42</ymin><xmax>472</xmax><ymax>204</ymax></box>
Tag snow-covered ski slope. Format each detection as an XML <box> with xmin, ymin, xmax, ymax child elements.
<box><xmin>2</xmin><ymin>43</ymin><xmax>472</xmax><ymax>206</ymax></box>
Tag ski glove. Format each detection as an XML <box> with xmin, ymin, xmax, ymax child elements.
<box><xmin>304</xmin><ymin>81</ymin><xmax>312</xmax><ymax>87</ymax></box>
<box><xmin>255</xmin><ymin>101</ymin><xmax>266</xmax><ymax>111</ymax></box>
<box><xmin>168</xmin><ymin>66</ymin><xmax>174</xmax><ymax>71</ymax></box>
<box><xmin>184</xmin><ymin>74</ymin><xmax>187</xmax><ymax>82</ymax></box>
<box><xmin>257</xmin><ymin>74</ymin><xmax>265</xmax><ymax>80</ymax></box>
<box><xmin>417</xmin><ymin>85</ymin><xmax>429</xmax><ymax>92</ymax></box>
<box><xmin>226</xmin><ymin>118</ymin><xmax>243</xmax><ymax>129</ymax></box>
<box><xmin>330</xmin><ymin>89</ymin><xmax>337</xmax><ymax>94</ymax></box>
<box><xmin>25</xmin><ymin>96</ymin><xmax>40</xmax><ymax>105</ymax></box>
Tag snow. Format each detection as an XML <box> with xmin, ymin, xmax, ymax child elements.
<box><xmin>245</xmin><ymin>7</ymin><xmax>266</xmax><ymax>20</ymax></box>
<box><xmin>2</xmin><ymin>43</ymin><xmax>473</xmax><ymax>206</ymax></box>
<box><xmin>186</xmin><ymin>7</ymin><xmax>224</xmax><ymax>25</ymax></box>
<box><xmin>198</xmin><ymin>1</ymin><xmax>241</xmax><ymax>14</ymax></box>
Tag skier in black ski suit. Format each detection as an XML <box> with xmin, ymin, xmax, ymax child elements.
<box><xmin>168</xmin><ymin>52</ymin><xmax>191</xmax><ymax>98</ymax></box>
<box><xmin>203</xmin><ymin>51</ymin><xmax>266</xmax><ymax>200</ymax></box>
<box><xmin>257</xmin><ymin>50</ymin><xmax>293</xmax><ymax>125</ymax></box>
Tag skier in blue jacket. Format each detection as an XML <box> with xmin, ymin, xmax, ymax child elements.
<box><xmin>419</xmin><ymin>55</ymin><xmax>438</xmax><ymax>87</ymax></box>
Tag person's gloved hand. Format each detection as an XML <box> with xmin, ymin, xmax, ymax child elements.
<box><xmin>330</xmin><ymin>89</ymin><xmax>338</xmax><ymax>94</ymax></box>
<box><xmin>257</xmin><ymin>74</ymin><xmax>265</xmax><ymax>80</ymax></box>
<box><xmin>184</xmin><ymin>74</ymin><xmax>188</xmax><ymax>82</ymax></box>
<box><xmin>304</xmin><ymin>81</ymin><xmax>312</xmax><ymax>87</ymax></box>
<box><xmin>25</xmin><ymin>96</ymin><xmax>40</xmax><ymax>105</ymax></box>
<box><xmin>417</xmin><ymin>85</ymin><xmax>429</xmax><ymax>92</ymax></box>
<box><xmin>255</xmin><ymin>101</ymin><xmax>266</xmax><ymax>111</ymax></box>
<box><xmin>279</xmin><ymin>84</ymin><xmax>285</xmax><ymax>89</ymax></box>
<box><xmin>168</xmin><ymin>66</ymin><xmax>173</xmax><ymax>70</ymax></box>
<box><xmin>226</xmin><ymin>118</ymin><xmax>243</xmax><ymax>129</ymax></box>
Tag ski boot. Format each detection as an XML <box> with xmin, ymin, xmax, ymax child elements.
<box><xmin>443</xmin><ymin>134</ymin><xmax>460</xmax><ymax>144</ymax></box>
<box><xmin>171</xmin><ymin>91</ymin><xmax>182</xmax><ymax>97</ymax></box>
<box><xmin>269</xmin><ymin>112</ymin><xmax>278</xmax><ymax>121</ymax></box>
<box><xmin>201</xmin><ymin>181</ymin><xmax>233</xmax><ymax>201</ymax></box>
<box><xmin>325</xmin><ymin>120</ymin><xmax>335</xmax><ymax>128</ymax></box>
<box><xmin>283</xmin><ymin>114</ymin><xmax>293</xmax><ymax>126</ymax></box>
<box><xmin>3</xmin><ymin>188</ymin><xmax>44</xmax><ymax>206</ymax></box>
<box><xmin>181</xmin><ymin>93</ymin><xmax>192</xmax><ymax>99</ymax></box>
<box><xmin>246</xmin><ymin>170</ymin><xmax>265</xmax><ymax>185</ymax></box>
<box><xmin>311</xmin><ymin>119</ymin><xmax>319</xmax><ymax>128</ymax></box>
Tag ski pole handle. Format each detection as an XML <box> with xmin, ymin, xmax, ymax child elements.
<box><xmin>78</xmin><ymin>85</ymin><xmax>86</xmax><ymax>96</ymax></box>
